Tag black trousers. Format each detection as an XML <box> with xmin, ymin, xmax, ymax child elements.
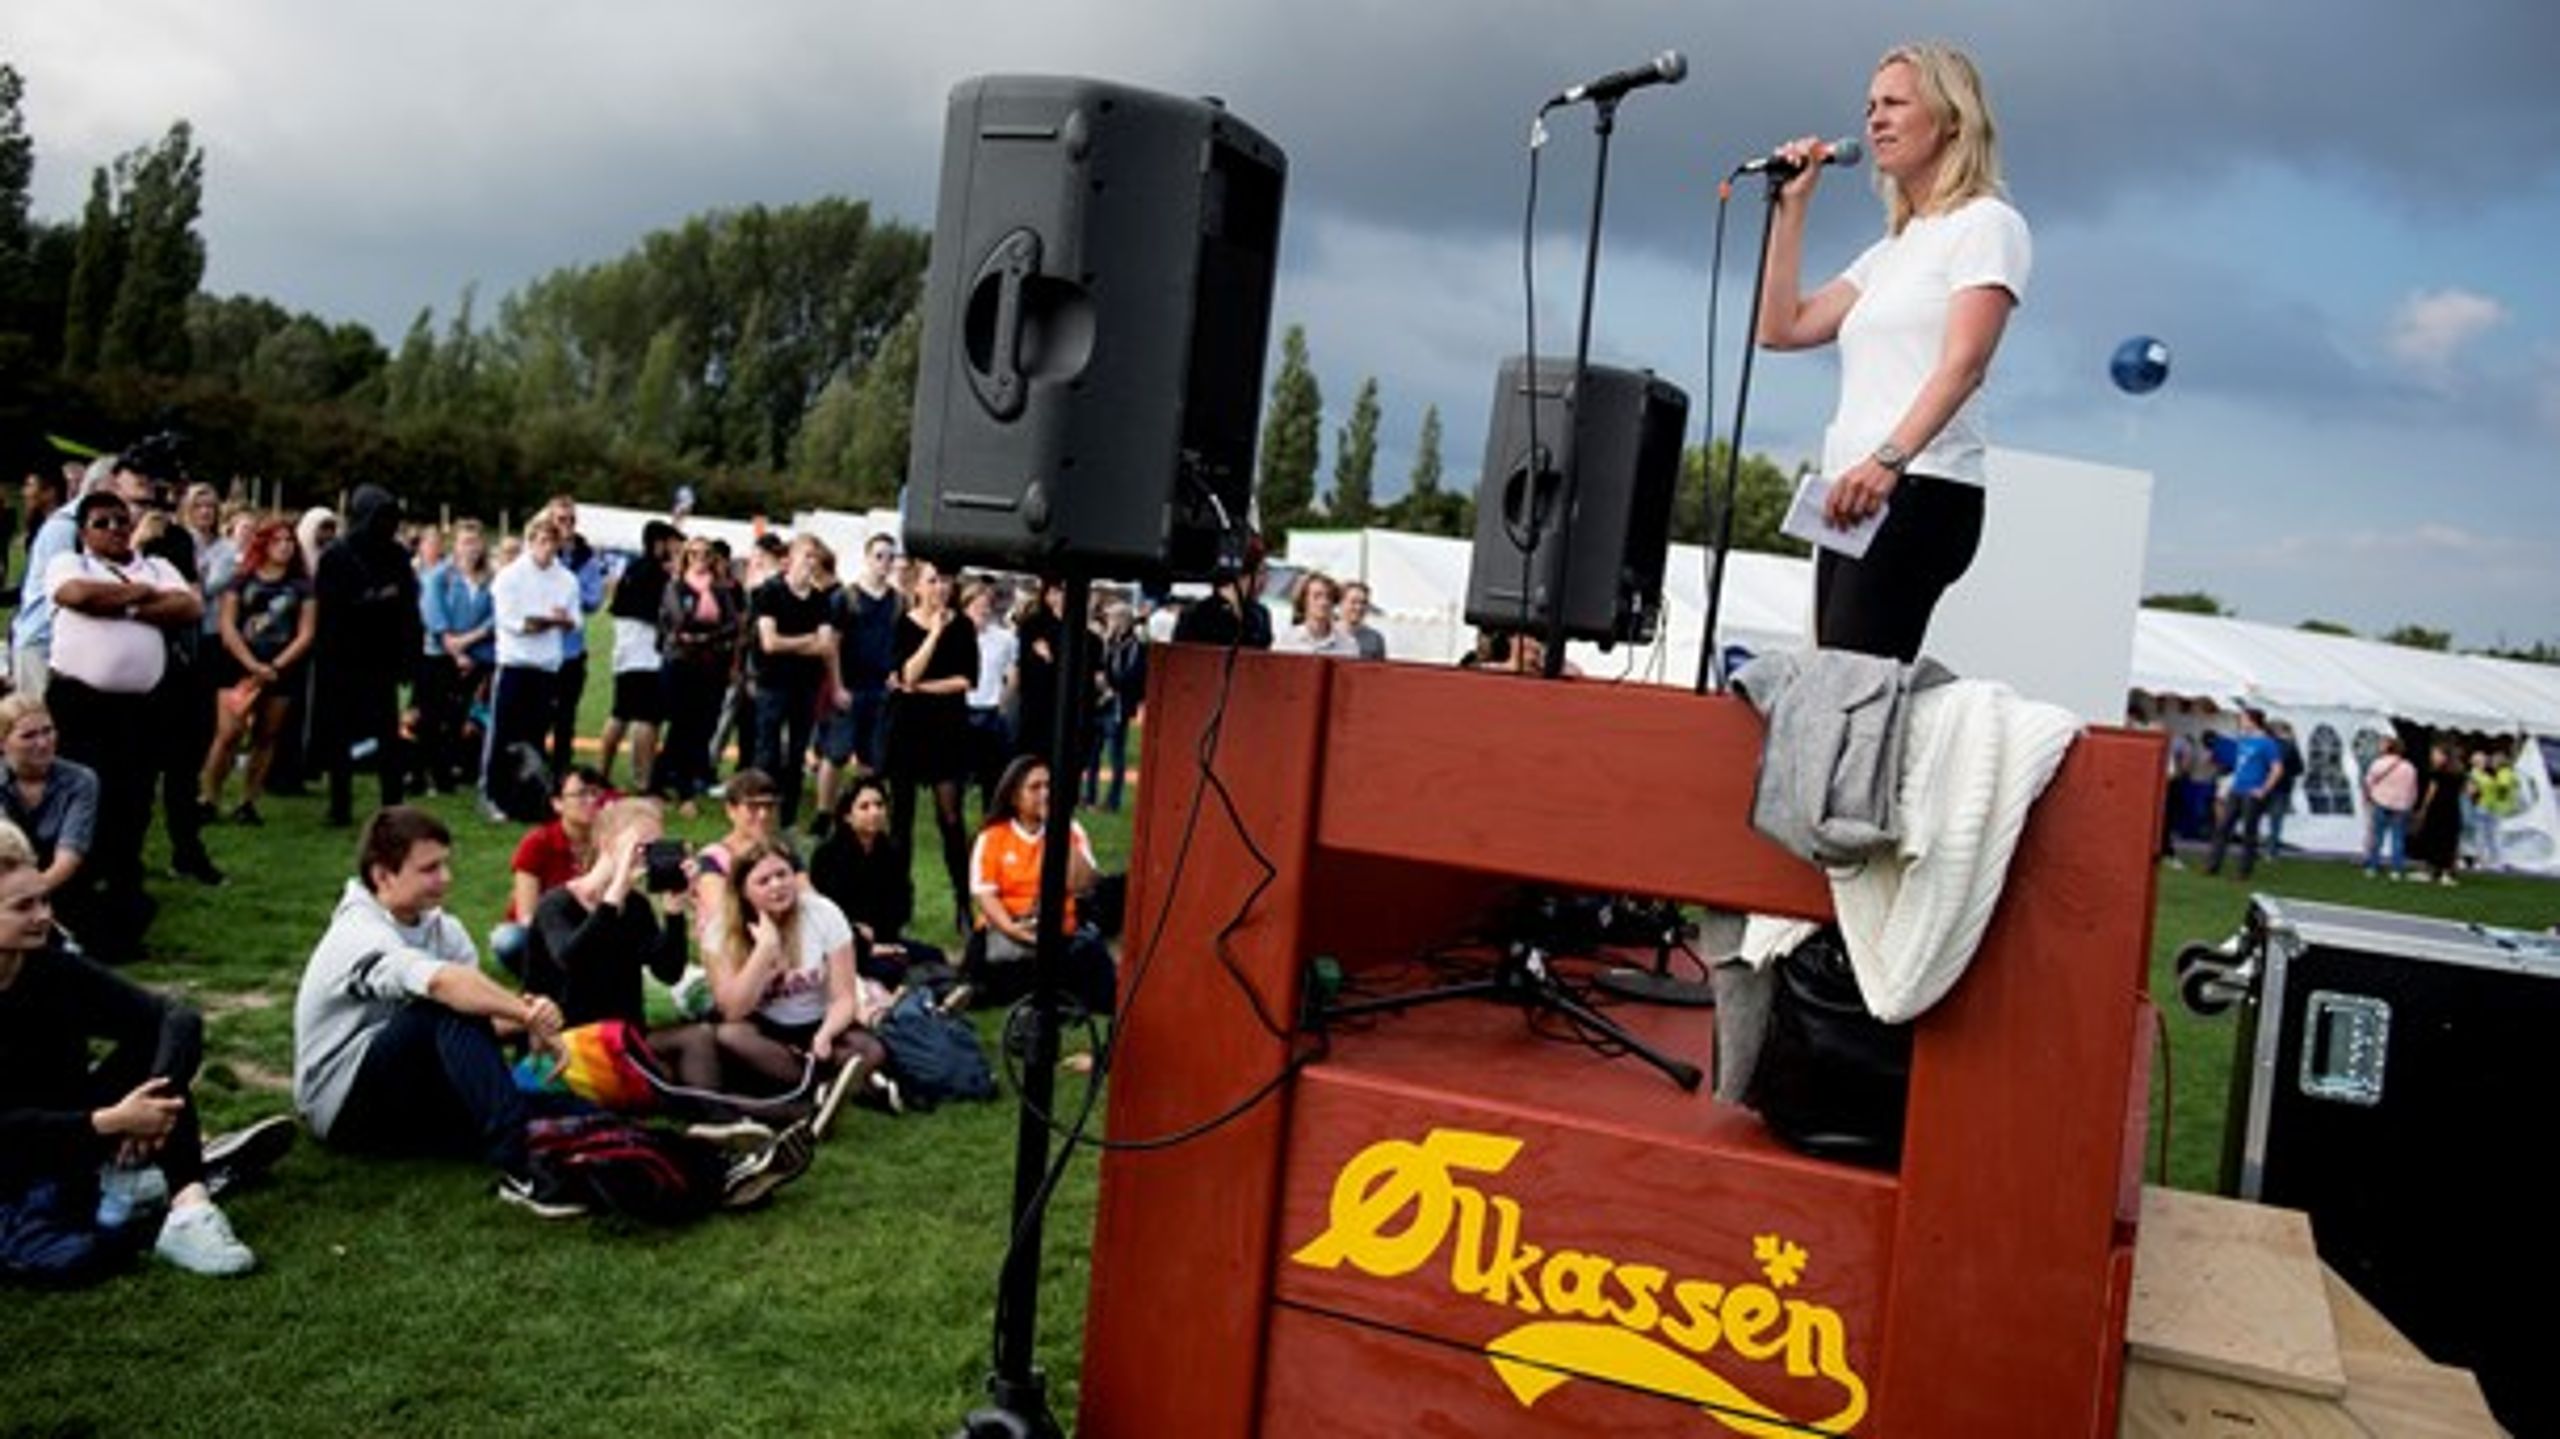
<box><xmin>548</xmin><ymin>652</ymin><xmax>587</xmax><ymax>779</ymax></box>
<box><xmin>482</xmin><ymin>664</ymin><xmax>558</xmax><ymax>800</ymax></box>
<box><xmin>330</xmin><ymin>1006</ymin><xmax>557</xmax><ymax>1175</ymax></box>
<box><xmin>46</xmin><ymin>675</ymin><xmax>153</xmax><ymax>955</ymax></box>
<box><xmin>151</xmin><ymin>661</ymin><xmax>213</xmax><ymax>863</ymax></box>
<box><xmin>1813</xmin><ymin>473</ymin><xmax>1984</xmax><ymax>663</ymax></box>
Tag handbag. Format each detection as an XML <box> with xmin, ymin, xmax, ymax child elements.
<box><xmin>1743</xmin><ymin>925</ymin><xmax>1913</xmax><ymax>1168</ymax></box>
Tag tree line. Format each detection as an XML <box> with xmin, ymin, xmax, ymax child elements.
<box><xmin>0</xmin><ymin>60</ymin><xmax>1806</xmax><ymax>563</ymax></box>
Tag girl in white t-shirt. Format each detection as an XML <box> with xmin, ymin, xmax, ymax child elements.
<box><xmin>1754</xmin><ymin>42</ymin><xmax>2031</xmax><ymax>661</ymax></box>
<box><xmin>705</xmin><ymin>840</ymin><xmax>888</xmax><ymax>1097</ymax></box>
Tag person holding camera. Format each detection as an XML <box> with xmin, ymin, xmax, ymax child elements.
<box><xmin>520</xmin><ymin>796</ymin><xmax>720</xmax><ymax>1087</ymax></box>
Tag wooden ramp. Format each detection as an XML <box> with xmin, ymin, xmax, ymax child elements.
<box><xmin>2121</xmin><ymin>1187</ymin><xmax>2503</xmax><ymax>1437</ymax></box>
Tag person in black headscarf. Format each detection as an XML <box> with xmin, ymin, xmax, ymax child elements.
<box><xmin>311</xmin><ymin>486</ymin><xmax>423</xmax><ymax>827</ymax></box>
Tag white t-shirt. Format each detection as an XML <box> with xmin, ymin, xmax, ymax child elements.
<box><xmin>970</xmin><ymin>622</ymin><xmax>1017</xmax><ymax>711</ymax></box>
<box><xmin>1822</xmin><ymin>195</ymin><xmax>2032</xmax><ymax>486</ymax></box>
<box><xmin>491</xmin><ymin>554</ymin><xmax>581</xmax><ymax>671</ymax></box>
<box><xmin>610</xmin><ymin>616</ymin><xmax>662</xmax><ymax>674</ymax></box>
<box><xmin>757</xmin><ymin>890</ymin><xmax>855</xmax><ymax>1028</ymax></box>
<box><xmin>1275</xmin><ymin>622</ymin><xmax>1362</xmax><ymax>657</ymax></box>
<box><xmin>45</xmin><ymin>550</ymin><xmax>188</xmax><ymax>694</ymax></box>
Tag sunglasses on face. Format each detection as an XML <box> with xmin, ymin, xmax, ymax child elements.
<box><xmin>86</xmin><ymin>513</ymin><xmax>132</xmax><ymax>532</ymax></box>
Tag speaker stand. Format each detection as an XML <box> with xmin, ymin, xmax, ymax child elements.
<box><xmin>954</xmin><ymin>572</ymin><xmax>1094</xmax><ymax>1439</ymax></box>
<box><xmin>1696</xmin><ymin>169</ymin><xmax>1790</xmax><ymax>693</ymax></box>
<box><xmin>1539</xmin><ymin>94</ymin><xmax>1622</xmax><ymax>679</ymax></box>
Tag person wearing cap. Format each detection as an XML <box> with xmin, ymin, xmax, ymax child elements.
<box><xmin>1171</xmin><ymin>538</ymin><xmax>1273</xmax><ymax>649</ymax></box>
<box><xmin>110</xmin><ymin>443</ymin><xmax>223</xmax><ymax>888</ymax></box>
<box><xmin>42</xmin><ymin>490</ymin><xmax>202</xmax><ymax>960</ymax></box>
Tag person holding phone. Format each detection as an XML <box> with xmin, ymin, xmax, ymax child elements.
<box><xmin>520</xmin><ymin>797</ymin><xmax>720</xmax><ymax>1086</ymax></box>
<box><xmin>1754</xmin><ymin>41</ymin><xmax>2030</xmax><ymax>661</ymax></box>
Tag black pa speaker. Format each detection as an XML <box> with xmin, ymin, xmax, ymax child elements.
<box><xmin>903</xmin><ymin>76</ymin><xmax>1287</xmax><ymax>581</ymax></box>
<box><xmin>1462</xmin><ymin>357</ymin><xmax>1688</xmax><ymax>646</ymax></box>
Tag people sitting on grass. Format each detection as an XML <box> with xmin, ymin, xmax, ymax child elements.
<box><xmin>490</xmin><ymin>765</ymin><xmax>607</xmax><ymax>978</ymax></box>
<box><xmin>0</xmin><ymin>695</ymin><xmax>97</xmax><ymax>934</ymax></box>
<box><xmin>2</xmin><ymin>818</ymin><xmax>290</xmax><ymax>1284</ymax></box>
<box><xmin>521</xmin><ymin>796</ymin><xmax>720</xmax><ymax>1087</ymax></box>
<box><xmin>809</xmin><ymin>770</ymin><xmax>945</xmax><ymax>987</ymax></box>
<box><xmin>685</xmin><ymin>767</ymin><xmax>783</xmax><ymax>949</ymax></box>
<box><xmin>293</xmin><ymin>805</ymin><xmax>587</xmax><ymax>1214</ymax></box>
<box><xmin>197</xmin><ymin>516</ymin><xmax>316</xmax><ymax>826</ymax></box>
<box><xmin>704</xmin><ymin>838</ymin><xmax>891</xmax><ymax>1132</ymax></box>
<box><xmin>968</xmin><ymin>755</ymin><xmax>1116</xmax><ymax>1019</ymax></box>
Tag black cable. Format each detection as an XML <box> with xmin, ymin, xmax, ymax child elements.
<box><xmin>1510</xmin><ymin>113</ymin><xmax>1548</xmax><ymax>633</ymax></box>
<box><xmin>2153</xmin><ymin>1000</ymin><xmax>2174</xmax><ymax>1186</ymax></box>
<box><xmin>1695</xmin><ymin>181</ymin><xmax>1736</xmax><ymax>689</ymax></box>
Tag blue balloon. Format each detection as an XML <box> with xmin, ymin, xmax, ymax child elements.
<box><xmin>2111</xmin><ymin>335</ymin><xmax>2171</xmax><ymax>395</ymax></box>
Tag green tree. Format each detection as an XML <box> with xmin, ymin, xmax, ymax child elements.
<box><xmin>1327</xmin><ymin>376</ymin><xmax>1380</xmax><ymax>526</ymax></box>
<box><xmin>1382</xmin><ymin>404</ymin><xmax>1472</xmax><ymax>536</ymax></box>
<box><xmin>100</xmin><ymin>121</ymin><xmax>206</xmax><ymax>374</ymax></box>
<box><xmin>0</xmin><ymin>65</ymin><xmax>31</xmax><ymax>325</ymax></box>
<box><xmin>2142</xmin><ymin>591</ymin><xmax>2229</xmax><ymax>616</ymax></box>
<box><xmin>2380</xmin><ymin>623</ymin><xmax>2450</xmax><ymax>652</ymax></box>
<box><xmin>383</xmin><ymin>308</ymin><xmax>437</xmax><ymax>416</ymax></box>
<box><xmin>243</xmin><ymin>316</ymin><xmax>338</xmax><ymax>404</ymax></box>
<box><xmin>1257</xmin><ymin>324</ymin><xmax>1321</xmax><ymax>545</ymax></box>
<box><xmin>2297</xmin><ymin>619</ymin><xmax>2356</xmax><ymax>637</ymax></box>
<box><xmin>61</xmin><ymin>167</ymin><xmax>117</xmax><ymax>373</ymax></box>
<box><xmin>1678</xmin><ymin>442</ymin><xmax>1806</xmax><ymax>554</ymax></box>
<box><xmin>627</xmin><ymin>321</ymin><xmax>687</xmax><ymax>453</ymax></box>
<box><xmin>1409</xmin><ymin>403</ymin><xmax>1443</xmax><ymax>496</ymax></box>
<box><xmin>844</xmin><ymin>306</ymin><xmax>920</xmax><ymax>507</ymax></box>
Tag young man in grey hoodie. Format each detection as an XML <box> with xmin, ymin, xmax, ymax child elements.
<box><xmin>292</xmin><ymin>805</ymin><xmax>573</xmax><ymax>1213</ymax></box>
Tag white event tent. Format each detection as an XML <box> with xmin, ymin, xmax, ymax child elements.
<box><xmin>1285</xmin><ymin>527</ymin><xmax>2560</xmax><ymax>875</ymax></box>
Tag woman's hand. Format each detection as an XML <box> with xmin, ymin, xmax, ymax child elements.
<box><xmin>94</xmin><ymin>1077</ymin><xmax>183</xmax><ymax>1141</ymax></box>
<box><xmin>1771</xmin><ymin>135</ymin><xmax>1832</xmax><ymax>205</ymax></box>
<box><xmin>1825</xmin><ymin>457</ymin><xmax>1900</xmax><ymax>528</ymax></box>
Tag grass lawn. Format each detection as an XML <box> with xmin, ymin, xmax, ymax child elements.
<box><xmin>7</xmin><ymin>656</ymin><xmax>2553</xmax><ymax>1432</ymax></box>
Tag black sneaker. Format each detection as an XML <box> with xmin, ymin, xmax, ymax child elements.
<box><xmin>495</xmin><ymin>1172</ymin><xmax>587</xmax><ymax>1220</ymax></box>
<box><xmin>721</xmin><ymin>1121</ymin><xmax>814</xmax><ymax>1210</ymax></box>
<box><xmin>171</xmin><ymin>850</ymin><xmax>227</xmax><ymax>887</ymax></box>
<box><xmin>229</xmin><ymin>802</ymin><xmax>264</xmax><ymax>827</ymax></box>
<box><xmin>202</xmin><ymin>1115</ymin><xmax>297</xmax><ymax>1198</ymax></box>
<box><xmin>811</xmin><ymin>1060</ymin><xmax>866</xmax><ymax>1140</ymax></box>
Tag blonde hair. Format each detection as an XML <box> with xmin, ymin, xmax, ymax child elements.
<box><xmin>0</xmin><ymin>818</ymin><xmax>34</xmax><ymax>873</ymax></box>
<box><xmin>713</xmin><ymin>839</ymin><xmax>802</xmax><ymax>984</ymax></box>
<box><xmin>0</xmin><ymin>693</ymin><xmax>50</xmax><ymax>742</ymax></box>
<box><xmin>591</xmin><ymin>795</ymin><xmax>663</xmax><ymax>855</ymax></box>
<box><xmin>1875</xmin><ymin>42</ymin><xmax>2004</xmax><ymax>234</ymax></box>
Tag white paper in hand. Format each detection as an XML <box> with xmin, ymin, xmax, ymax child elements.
<box><xmin>1781</xmin><ymin>473</ymin><xmax>1887</xmax><ymax>559</ymax></box>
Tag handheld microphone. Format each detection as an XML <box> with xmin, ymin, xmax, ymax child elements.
<box><xmin>1735</xmin><ymin>136</ymin><xmax>1863</xmax><ymax>177</ymax></box>
<box><xmin>1547</xmin><ymin>51</ymin><xmax>1688</xmax><ymax>110</ymax></box>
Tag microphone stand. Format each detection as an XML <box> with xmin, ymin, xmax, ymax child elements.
<box><xmin>957</xmin><ymin>572</ymin><xmax>1092</xmax><ymax>1439</ymax></box>
<box><xmin>1695</xmin><ymin>167</ymin><xmax>1786</xmax><ymax>694</ymax></box>
<box><xmin>1539</xmin><ymin>94</ymin><xmax>1620</xmax><ymax>679</ymax></box>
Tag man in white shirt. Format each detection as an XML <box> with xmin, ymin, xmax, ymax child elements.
<box><xmin>480</xmin><ymin>518</ymin><xmax>581</xmax><ymax>816</ymax></box>
<box><xmin>43</xmin><ymin>490</ymin><xmax>202</xmax><ymax>960</ymax></box>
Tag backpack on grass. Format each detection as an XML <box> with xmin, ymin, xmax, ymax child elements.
<box><xmin>873</xmin><ymin>989</ymin><xmax>998</xmax><ymax>1109</ymax></box>
<box><xmin>522</xmin><ymin>1114</ymin><xmax>728</xmax><ymax>1225</ymax></box>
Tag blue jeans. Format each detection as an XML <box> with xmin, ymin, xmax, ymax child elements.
<box><xmin>1084</xmin><ymin>702</ymin><xmax>1129</xmax><ymax>810</ymax></box>
<box><xmin>2207</xmin><ymin>792</ymin><xmax>2269</xmax><ymax>877</ymax></box>
<box><xmin>330</xmin><ymin>1006</ymin><xmax>561</xmax><ymax>1176</ymax></box>
<box><xmin>2364</xmin><ymin>807</ymin><xmax>2409</xmax><ymax>874</ymax></box>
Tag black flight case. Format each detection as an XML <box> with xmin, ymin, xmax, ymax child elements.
<box><xmin>2183</xmin><ymin>894</ymin><xmax>2560</xmax><ymax>1436</ymax></box>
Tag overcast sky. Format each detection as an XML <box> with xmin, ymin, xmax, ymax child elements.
<box><xmin>11</xmin><ymin>1</ymin><xmax>2559</xmax><ymax>643</ymax></box>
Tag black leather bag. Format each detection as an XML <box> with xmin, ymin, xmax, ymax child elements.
<box><xmin>1744</xmin><ymin>925</ymin><xmax>1912</xmax><ymax>1168</ymax></box>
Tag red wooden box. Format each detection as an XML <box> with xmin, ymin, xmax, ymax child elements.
<box><xmin>1079</xmin><ymin>649</ymin><xmax>2160</xmax><ymax>1437</ymax></box>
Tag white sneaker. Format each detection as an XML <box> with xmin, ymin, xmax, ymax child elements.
<box><xmin>683</xmin><ymin>1118</ymin><xmax>777</xmax><ymax>1153</ymax></box>
<box><xmin>154</xmin><ymin>1200</ymin><xmax>256</xmax><ymax>1276</ymax></box>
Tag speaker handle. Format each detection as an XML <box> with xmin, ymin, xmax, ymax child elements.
<box><xmin>968</xmin><ymin>229</ymin><xmax>1042</xmax><ymax>420</ymax></box>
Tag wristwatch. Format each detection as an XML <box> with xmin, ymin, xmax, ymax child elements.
<box><xmin>1871</xmin><ymin>441</ymin><xmax>1912</xmax><ymax>475</ymax></box>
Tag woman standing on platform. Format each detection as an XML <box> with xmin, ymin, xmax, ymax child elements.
<box><xmin>1756</xmin><ymin>42</ymin><xmax>2031</xmax><ymax>661</ymax></box>
<box><xmin>2409</xmin><ymin>740</ymin><xmax>2467</xmax><ymax>887</ymax></box>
